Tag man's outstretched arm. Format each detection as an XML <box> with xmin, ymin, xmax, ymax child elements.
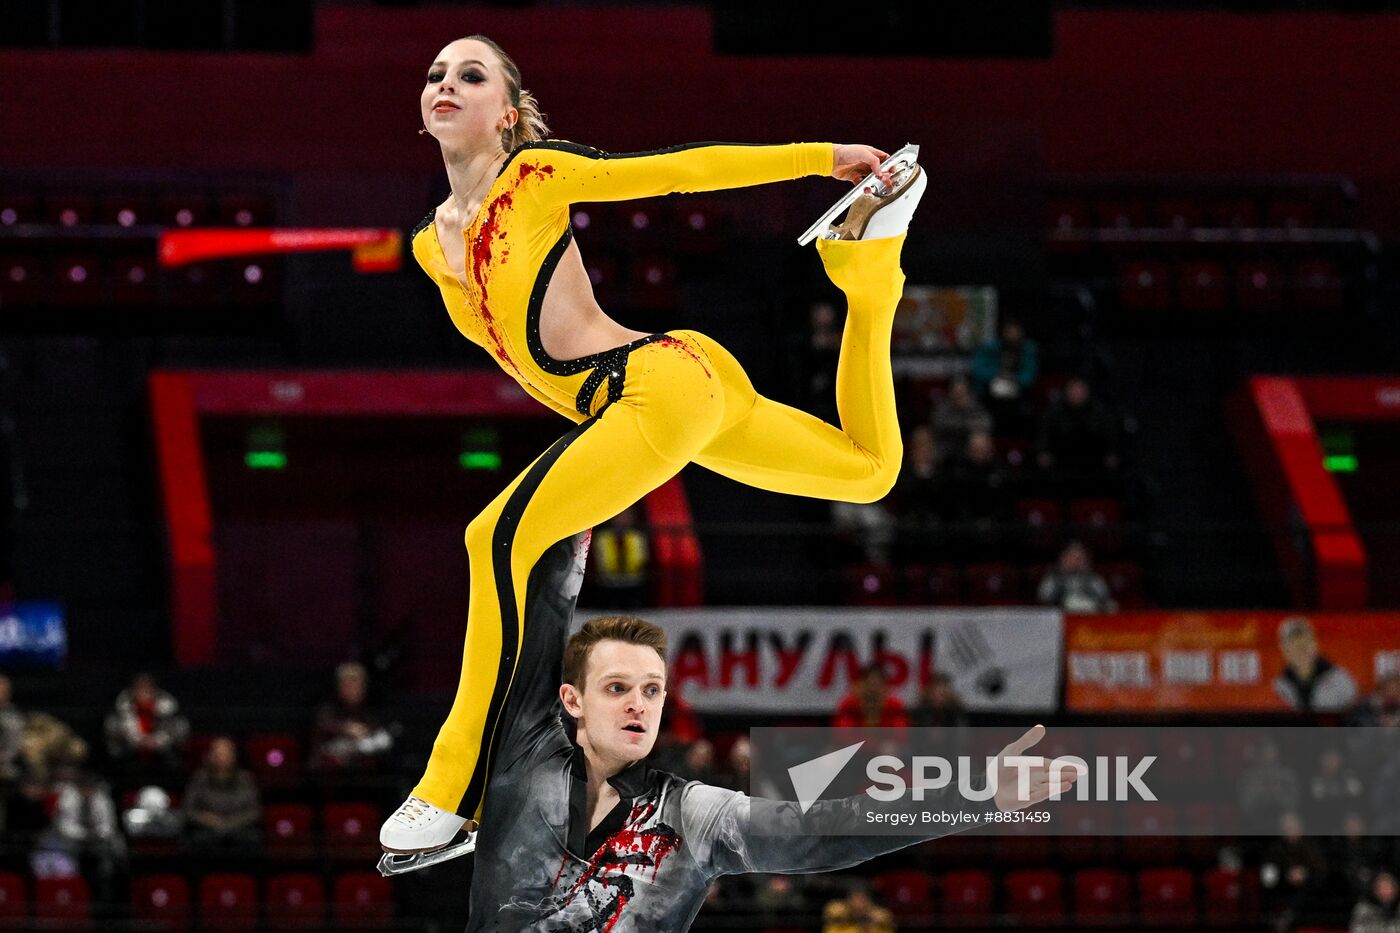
<box><xmin>685</xmin><ymin>725</ymin><xmax>1081</xmax><ymax>877</ymax></box>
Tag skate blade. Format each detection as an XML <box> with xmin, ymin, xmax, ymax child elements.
<box><xmin>377</xmin><ymin>832</ymin><xmax>477</xmax><ymax>876</ymax></box>
<box><xmin>797</xmin><ymin>143</ymin><xmax>920</xmax><ymax>246</ymax></box>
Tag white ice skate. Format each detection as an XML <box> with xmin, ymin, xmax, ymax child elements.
<box><xmin>797</xmin><ymin>143</ymin><xmax>924</xmax><ymax>245</ymax></box>
<box><xmin>376</xmin><ymin>795</ymin><xmax>476</xmax><ymax>877</ymax></box>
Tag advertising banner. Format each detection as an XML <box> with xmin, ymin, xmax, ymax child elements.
<box><xmin>1065</xmin><ymin>611</ymin><xmax>1400</xmax><ymax>712</ymax></box>
<box><xmin>630</xmin><ymin>607</ymin><xmax>1063</xmax><ymax>714</ymax></box>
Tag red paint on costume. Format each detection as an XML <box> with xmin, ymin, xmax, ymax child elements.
<box><xmin>653</xmin><ymin>336</ymin><xmax>712</xmax><ymax>379</ymax></box>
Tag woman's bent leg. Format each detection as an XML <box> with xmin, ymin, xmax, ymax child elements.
<box><xmin>694</xmin><ymin>233</ymin><xmax>907</xmax><ymax>503</ymax></box>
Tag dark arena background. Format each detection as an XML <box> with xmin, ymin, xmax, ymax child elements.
<box><xmin>3</xmin><ymin>1</ymin><xmax>1400</xmax><ymax>930</ymax></box>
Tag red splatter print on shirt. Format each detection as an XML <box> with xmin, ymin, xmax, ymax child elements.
<box><xmin>549</xmin><ymin>799</ymin><xmax>681</xmax><ymax>931</ymax></box>
<box><xmin>466</xmin><ymin>187</ymin><xmax>521</xmax><ymax>375</ymax></box>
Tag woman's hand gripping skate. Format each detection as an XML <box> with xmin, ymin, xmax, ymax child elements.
<box><xmin>832</xmin><ymin>144</ymin><xmax>894</xmax><ymax>191</ymax></box>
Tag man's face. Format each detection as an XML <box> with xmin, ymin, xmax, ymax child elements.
<box><xmin>1281</xmin><ymin>631</ymin><xmax>1318</xmax><ymax>670</ymax></box>
<box><xmin>562</xmin><ymin>640</ymin><xmax>666</xmax><ymax>765</ymax></box>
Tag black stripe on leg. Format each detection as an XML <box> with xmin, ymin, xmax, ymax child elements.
<box><xmin>457</xmin><ymin>416</ymin><xmax>600</xmax><ymax>818</ymax></box>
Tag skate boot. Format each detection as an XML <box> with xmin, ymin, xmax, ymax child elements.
<box><xmin>797</xmin><ymin>143</ymin><xmax>925</xmax><ymax>245</ymax></box>
<box><xmin>376</xmin><ymin>795</ymin><xmax>476</xmax><ymax>876</ymax></box>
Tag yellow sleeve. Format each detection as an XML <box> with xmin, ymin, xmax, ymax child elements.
<box><xmin>517</xmin><ymin>140</ymin><xmax>834</xmax><ymax>208</ymax></box>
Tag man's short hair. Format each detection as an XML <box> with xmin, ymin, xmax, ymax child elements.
<box><xmin>562</xmin><ymin>615</ymin><xmax>667</xmax><ymax>688</ymax></box>
<box><xmin>1279</xmin><ymin>616</ymin><xmax>1314</xmax><ymax>643</ymax></box>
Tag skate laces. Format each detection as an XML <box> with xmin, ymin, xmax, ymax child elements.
<box><xmin>392</xmin><ymin>797</ymin><xmax>432</xmax><ymax>825</ymax></box>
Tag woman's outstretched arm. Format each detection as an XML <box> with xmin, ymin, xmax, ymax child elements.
<box><xmin>518</xmin><ymin>140</ymin><xmax>839</xmax><ymax>208</ymax></box>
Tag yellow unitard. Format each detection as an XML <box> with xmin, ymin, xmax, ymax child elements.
<box><xmin>409</xmin><ymin>139</ymin><xmax>907</xmax><ymax>819</ymax></box>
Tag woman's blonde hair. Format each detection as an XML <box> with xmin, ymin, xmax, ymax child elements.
<box><xmin>460</xmin><ymin>34</ymin><xmax>549</xmax><ymax>152</ymax></box>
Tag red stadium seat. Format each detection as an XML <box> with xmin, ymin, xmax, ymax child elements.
<box><xmin>903</xmin><ymin>563</ymin><xmax>962</xmax><ymax>606</ymax></box>
<box><xmin>844</xmin><ymin>562</ymin><xmax>899</xmax><ymax>606</ymax></box>
<box><xmin>1207</xmin><ymin>197</ymin><xmax>1258</xmax><ymax>228</ymax></box>
<box><xmin>1154</xmin><ymin>198</ymin><xmax>1204</xmax><ymax>230</ymax></box>
<box><xmin>1099</xmin><ymin>560</ymin><xmax>1146</xmax><ymax>608</ymax></box>
<box><xmin>267</xmin><ymin>873</ymin><xmax>326</xmax><ymax>930</ymax></box>
<box><xmin>46</xmin><ymin>193</ymin><xmax>95</xmax><ymax>227</ymax></box>
<box><xmin>131</xmin><ymin>874</ymin><xmax>191</xmax><ymax>931</ymax></box>
<box><xmin>1069</xmin><ymin>498</ymin><xmax>1123</xmax><ymax>556</ymax></box>
<box><xmin>1203</xmin><ymin>868</ymin><xmax>1259</xmax><ymax>928</ymax></box>
<box><xmin>1095</xmin><ymin>200</ymin><xmax>1146</xmax><ymax>230</ymax></box>
<box><xmin>245</xmin><ymin>732</ymin><xmax>304</xmax><ymax>788</ymax></box>
<box><xmin>964</xmin><ymin>562</ymin><xmax>1022</xmax><ymax>606</ymax></box>
<box><xmin>628</xmin><ymin>254</ymin><xmax>677</xmax><ymax>310</ymax></box>
<box><xmin>1120</xmin><ymin>803</ymin><xmax>1180</xmax><ymax>865</ymax></box>
<box><xmin>53</xmin><ymin>253</ymin><xmax>103</xmax><ymax>307</ymax></box>
<box><xmin>1015</xmin><ymin>498</ymin><xmax>1062</xmax><ymax>556</ymax></box>
<box><xmin>159</xmin><ymin>192</ymin><xmax>212</xmax><ymax>228</ymax></box>
<box><xmin>1178</xmin><ymin>261</ymin><xmax>1229</xmax><ymax>313</ymax></box>
<box><xmin>1119</xmin><ymin>261</ymin><xmax>1172</xmax><ymax>312</ymax></box>
<box><xmin>1266</xmin><ymin>198</ymin><xmax>1315</xmax><ymax>228</ymax></box>
<box><xmin>1157</xmin><ymin>728</ymin><xmax>1217</xmax><ymax>788</ymax></box>
<box><xmin>1294</xmin><ymin>259</ymin><xmax>1344</xmax><ymax>311</ymax></box>
<box><xmin>1055</xmin><ymin>802</ymin><xmax>1117</xmax><ymax>863</ymax></box>
<box><xmin>0</xmin><ymin>255</ymin><xmax>46</xmax><ymax>307</ymax></box>
<box><xmin>332</xmin><ymin>872</ymin><xmax>394</xmax><ymax>930</ymax></box>
<box><xmin>1046</xmin><ymin>198</ymin><xmax>1090</xmax><ymax>233</ymax></box>
<box><xmin>198</xmin><ymin>873</ymin><xmax>258</xmax><ymax>932</ymax></box>
<box><xmin>940</xmin><ymin>870</ymin><xmax>993</xmax><ymax>923</ymax></box>
<box><xmin>265</xmin><ymin>803</ymin><xmax>316</xmax><ymax>857</ymax></box>
<box><xmin>0</xmin><ymin>871</ymin><xmax>28</xmax><ymax>930</ymax></box>
<box><xmin>1235</xmin><ymin>261</ymin><xmax>1285</xmax><ymax>312</ymax></box>
<box><xmin>872</xmin><ymin>870</ymin><xmax>933</xmax><ymax>925</ymax></box>
<box><xmin>1072</xmin><ymin>868</ymin><xmax>1130</xmax><ymax>924</ymax></box>
<box><xmin>1138</xmin><ymin>867</ymin><xmax>1197</xmax><ymax>926</ymax></box>
<box><xmin>323</xmin><ymin>802</ymin><xmax>381</xmax><ymax>859</ymax></box>
<box><xmin>35</xmin><ymin>877</ymin><xmax>91</xmax><ymax>930</ymax></box>
<box><xmin>1004</xmin><ymin>869</ymin><xmax>1065</xmax><ymax>925</ymax></box>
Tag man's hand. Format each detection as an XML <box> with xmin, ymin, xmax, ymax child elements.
<box><xmin>991</xmin><ymin>724</ymin><xmax>1085</xmax><ymax>812</ymax></box>
<box><xmin>832</xmin><ymin>144</ymin><xmax>893</xmax><ymax>189</ymax></box>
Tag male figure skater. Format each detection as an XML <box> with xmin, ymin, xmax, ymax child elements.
<box><xmin>385</xmin><ymin>534</ymin><xmax>1078</xmax><ymax>931</ymax></box>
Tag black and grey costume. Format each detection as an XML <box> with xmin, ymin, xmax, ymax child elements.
<box><xmin>467</xmin><ymin>532</ymin><xmax>993</xmax><ymax>932</ymax></box>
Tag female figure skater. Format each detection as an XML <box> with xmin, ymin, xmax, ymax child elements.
<box><xmin>379</xmin><ymin>34</ymin><xmax>927</xmax><ymax>863</ymax></box>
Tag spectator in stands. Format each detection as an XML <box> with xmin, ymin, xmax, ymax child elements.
<box><xmin>833</xmin><ymin>664</ymin><xmax>909</xmax><ymax>729</ymax></box>
<box><xmin>122</xmin><ymin>785</ymin><xmax>183</xmax><ymax>841</ymax></box>
<box><xmin>676</xmin><ymin>738</ymin><xmax>722</xmax><ymax>786</ymax></box>
<box><xmin>1036</xmin><ymin>540</ymin><xmax>1118</xmax><ymax>614</ymax></box>
<box><xmin>1035</xmin><ymin>376</ymin><xmax>1120</xmax><ymax>487</ymax></box>
<box><xmin>909</xmin><ymin>672</ymin><xmax>969</xmax><ymax>729</ymax></box>
<box><xmin>1273</xmin><ymin>616</ymin><xmax>1359</xmax><ymax>712</ymax></box>
<box><xmin>1238</xmin><ymin>738</ymin><xmax>1302</xmax><ymax>835</ymax></box>
<box><xmin>313</xmin><ymin>661</ymin><xmax>396</xmax><ymax>771</ymax></box>
<box><xmin>1349</xmin><ymin>671</ymin><xmax>1400</xmax><ymax>729</ymax></box>
<box><xmin>971</xmin><ymin>319</ymin><xmax>1038</xmax><ymax>433</ymax></box>
<box><xmin>832</xmin><ymin>497</ymin><xmax>895</xmax><ymax>566</ymax></box>
<box><xmin>183</xmin><ymin>736</ymin><xmax>261</xmax><ymax>851</ymax></box>
<box><xmin>1306</xmin><ymin>746</ymin><xmax>1364</xmax><ymax>829</ymax></box>
<box><xmin>932</xmin><ymin>374</ymin><xmax>993</xmax><ymax>456</ymax></box>
<box><xmin>17</xmin><ymin>710</ymin><xmax>87</xmax><ymax>787</ymax></box>
<box><xmin>591</xmin><ymin>505</ymin><xmax>650</xmax><ymax>609</ymax></box>
<box><xmin>1350</xmin><ymin>870</ymin><xmax>1400</xmax><ymax>933</ymax></box>
<box><xmin>38</xmin><ymin>769</ymin><xmax>126</xmax><ymax>905</ymax></box>
<box><xmin>942</xmin><ymin>431</ymin><xmax>1011</xmax><ymax>558</ymax></box>
<box><xmin>892</xmin><ymin>425</ymin><xmax>947</xmax><ymax>563</ymax></box>
<box><xmin>103</xmin><ymin>672</ymin><xmax>189</xmax><ymax>774</ymax></box>
<box><xmin>1329</xmin><ymin>811</ymin><xmax>1388</xmax><ymax>900</ymax></box>
<box><xmin>754</xmin><ymin>874</ymin><xmax>811</xmax><ymax>926</ymax></box>
<box><xmin>822</xmin><ymin>879</ymin><xmax>895</xmax><ymax>933</ymax></box>
<box><xmin>1260</xmin><ymin>811</ymin><xmax>1326</xmax><ymax>932</ymax></box>
<box><xmin>0</xmin><ymin>674</ymin><xmax>23</xmax><ymax>781</ymax></box>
